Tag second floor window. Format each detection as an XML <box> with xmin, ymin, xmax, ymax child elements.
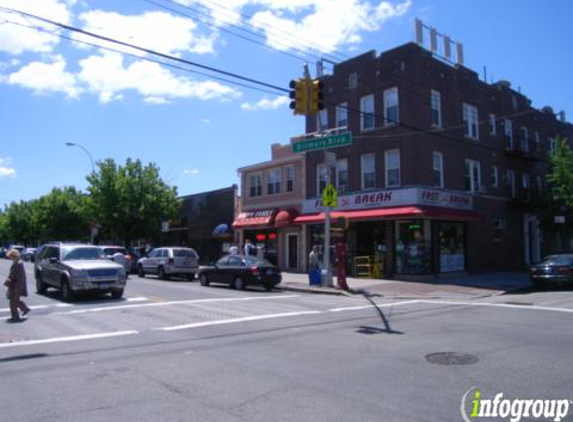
<box><xmin>336</xmin><ymin>103</ymin><xmax>348</xmax><ymax>128</ymax></box>
<box><xmin>432</xmin><ymin>151</ymin><xmax>443</xmax><ymax>188</ymax></box>
<box><xmin>489</xmin><ymin>114</ymin><xmax>497</xmax><ymax>135</ymax></box>
<box><xmin>385</xmin><ymin>149</ymin><xmax>401</xmax><ymax>187</ymax></box>
<box><xmin>361</xmin><ymin>153</ymin><xmax>376</xmax><ymax>190</ymax></box>
<box><xmin>336</xmin><ymin>159</ymin><xmax>348</xmax><ymax>193</ymax></box>
<box><xmin>506</xmin><ymin>169</ymin><xmax>516</xmax><ymax>197</ymax></box>
<box><xmin>503</xmin><ymin>119</ymin><xmax>514</xmax><ymax>149</ymax></box>
<box><xmin>285</xmin><ymin>166</ymin><xmax>294</xmax><ymax>192</ymax></box>
<box><xmin>520</xmin><ymin>127</ymin><xmax>529</xmax><ymax>152</ymax></box>
<box><xmin>384</xmin><ymin>87</ymin><xmax>399</xmax><ymax>126</ymax></box>
<box><xmin>361</xmin><ymin>94</ymin><xmax>375</xmax><ymax>131</ymax></box>
<box><xmin>249</xmin><ymin>173</ymin><xmax>262</xmax><ymax>197</ymax></box>
<box><xmin>317</xmin><ymin>109</ymin><xmax>328</xmax><ymax>130</ymax></box>
<box><xmin>462</xmin><ymin>103</ymin><xmax>479</xmax><ymax>140</ymax></box>
<box><xmin>431</xmin><ymin>90</ymin><xmax>442</xmax><ymax>127</ymax></box>
<box><xmin>522</xmin><ymin>174</ymin><xmax>531</xmax><ymax>189</ymax></box>
<box><xmin>266</xmin><ymin>168</ymin><xmax>281</xmax><ymax>195</ymax></box>
<box><xmin>317</xmin><ymin>163</ymin><xmax>328</xmax><ymax>195</ymax></box>
<box><xmin>491</xmin><ymin>166</ymin><xmax>499</xmax><ymax>188</ymax></box>
<box><xmin>464</xmin><ymin>159</ymin><xmax>481</xmax><ymax>192</ymax></box>
<box><xmin>548</xmin><ymin>137</ymin><xmax>556</xmax><ymax>155</ymax></box>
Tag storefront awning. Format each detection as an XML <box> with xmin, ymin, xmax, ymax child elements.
<box><xmin>293</xmin><ymin>206</ymin><xmax>484</xmax><ymax>224</ymax></box>
<box><xmin>232</xmin><ymin>209</ymin><xmax>278</xmax><ymax>229</ymax></box>
<box><xmin>275</xmin><ymin>209</ymin><xmax>299</xmax><ymax>228</ymax></box>
<box><xmin>212</xmin><ymin>223</ymin><xmax>231</xmax><ymax>237</ymax></box>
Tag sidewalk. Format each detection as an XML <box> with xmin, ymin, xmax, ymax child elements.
<box><xmin>278</xmin><ymin>271</ymin><xmax>532</xmax><ymax>299</ymax></box>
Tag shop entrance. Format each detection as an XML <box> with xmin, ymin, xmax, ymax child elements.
<box><xmin>395</xmin><ymin>220</ymin><xmax>431</xmax><ymax>275</ymax></box>
<box><xmin>286</xmin><ymin>233</ymin><xmax>298</xmax><ymax>270</ymax></box>
<box><xmin>355</xmin><ymin>221</ymin><xmax>387</xmax><ymax>278</ymax></box>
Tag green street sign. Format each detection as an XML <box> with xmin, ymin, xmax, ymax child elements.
<box><xmin>292</xmin><ymin>132</ymin><xmax>352</xmax><ymax>153</ymax></box>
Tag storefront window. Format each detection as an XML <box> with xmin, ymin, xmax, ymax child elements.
<box><xmin>438</xmin><ymin>222</ymin><xmax>465</xmax><ymax>272</ymax></box>
<box><xmin>395</xmin><ymin>220</ymin><xmax>431</xmax><ymax>275</ymax></box>
<box><xmin>243</xmin><ymin>229</ymin><xmax>278</xmax><ymax>265</ymax></box>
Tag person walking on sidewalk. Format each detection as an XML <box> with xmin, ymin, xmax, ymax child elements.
<box><xmin>4</xmin><ymin>248</ymin><xmax>31</xmax><ymax>323</ymax></box>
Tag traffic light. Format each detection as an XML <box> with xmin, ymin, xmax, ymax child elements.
<box><xmin>289</xmin><ymin>79</ymin><xmax>309</xmax><ymax>115</ymax></box>
<box><xmin>309</xmin><ymin>79</ymin><xmax>325</xmax><ymax>114</ymax></box>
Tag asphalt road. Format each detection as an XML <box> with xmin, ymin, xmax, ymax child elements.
<box><xmin>1</xmin><ymin>260</ymin><xmax>572</xmax><ymax>422</ymax></box>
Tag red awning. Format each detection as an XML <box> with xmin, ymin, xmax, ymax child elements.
<box><xmin>232</xmin><ymin>209</ymin><xmax>278</xmax><ymax>228</ymax></box>
<box><xmin>293</xmin><ymin>206</ymin><xmax>483</xmax><ymax>224</ymax></box>
<box><xmin>275</xmin><ymin>209</ymin><xmax>299</xmax><ymax>228</ymax></box>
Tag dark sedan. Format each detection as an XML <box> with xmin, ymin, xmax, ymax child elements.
<box><xmin>529</xmin><ymin>254</ymin><xmax>573</xmax><ymax>288</ymax></box>
<box><xmin>198</xmin><ymin>255</ymin><xmax>282</xmax><ymax>291</ymax></box>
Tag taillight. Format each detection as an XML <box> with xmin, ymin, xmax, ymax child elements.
<box><xmin>250</xmin><ymin>266</ymin><xmax>259</xmax><ymax>276</ymax></box>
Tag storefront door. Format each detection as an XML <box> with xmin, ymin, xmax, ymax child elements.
<box><xmin>287</xmin><ymin>233</ymin><xmax>298</xmax><ymax>270</ymax></box>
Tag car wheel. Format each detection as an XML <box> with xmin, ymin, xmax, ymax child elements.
<box><xmin>61</xmin><ymin>278</ymin><xmax>74</xmax><ymax>302</ymax></box>
<box><xmin>158</xmin><ymin>266</ymin><xmax>169</xmax><ymax>280</ymax></box>
<box><xmin>35</xmin><ymin>272</ymin><xmax>47</xmax><ymax>294</ymax></box>
<box><xmin>111</xmin><ymin>289</ymin><xmax>124</xmax><ymax>299</ymax></box>
<box><xmin>199</xmin><ymin>273</ymin><xmax>209</xmax><ymax>286</ymax></box>
<box><xmin>137</xmin><ymin>265</ymin><xmax>145</xmax><ymax>278</ymax></box>
<box><xmin>233</xmin><ymin>276</ymin><xmax>245</xmax><ymax>291</ymax></box>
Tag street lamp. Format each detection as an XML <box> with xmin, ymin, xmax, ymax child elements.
<box><xmin>65</xmin><ymin>142</ymin><xmax>95</xmax><ymax>174</ymax></box>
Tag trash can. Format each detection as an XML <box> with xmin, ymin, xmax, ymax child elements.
<box><xmin>308</xmin><ymin>268</ymin><xmax>321</xmax><ymax>285</ymax></box>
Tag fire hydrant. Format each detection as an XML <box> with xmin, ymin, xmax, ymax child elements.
<box><xmin>335</xmin><ymin>242</ymin><xmax>349</xmax><ymax>291</ymax></box>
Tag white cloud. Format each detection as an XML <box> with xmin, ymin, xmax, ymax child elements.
<box><xmin>77</xmin><ymin>10</ymin><xmax>217</xmax><ymax>56</ymax></box>
<box><xmin>7</xmin><ymin>55</ymin><xmax>81</xmax><ymax>98</ymax></box>
<box><xmin>0</xmin><ymin>0</ymin><xmax>72</xmax><ymax>54</ymax></box>
<box><xmin>201</xmin><ymin>118</ymin><xmax>211</xmax><ymax>124</ymax></box>
<box><xmin>241</xmin><ymin>95</ymin><xmax>289</xmax><ymax>111</ymax></box>
<box><xmin>77</xmin><ymin>52</ymin><xmax>241</xmax><ymax>103</ymax></box>
<box><xmin>0</xmin><ymin>158</ymin><xmax>17</xmax><ymax>178</ymax></box>
<box><xmin>183</xmin><ymin>168</ymin><xmax>200</xmax><ymax>175</ymax></box>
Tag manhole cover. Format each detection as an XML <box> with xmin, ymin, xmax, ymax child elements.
<box><xmin>425</xmin><ymin>352</ymin><xmax>479</xmax><ymax>365</ymax></box>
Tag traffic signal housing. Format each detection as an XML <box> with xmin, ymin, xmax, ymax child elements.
<box><xmin>309</xmin><ymin>79</ymin><xmax>324</xmax><ymax>114</ymax></box>
<box><xmin>289</xmin><ymin>79</ymin><xmax>309</xmax><ymax>115</ymax></box>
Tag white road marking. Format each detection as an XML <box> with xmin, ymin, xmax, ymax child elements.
<box><xmin>0</xmin><ymin>330</ymin><xmax>139</xmax><ymax>349</ymax></box>
<box><xmin>328</xmin><ymin>300</ymin><xmax>421</xmax><ymax>313</ymax></box>
<box><xmin>51</xmin><ymin>295</ymin><xmax>301</xmax><ymax>315</ymax></box>
<box><xmin>0</xmin><ymin>296</ymin><xmax>149</xmax><ymax>314</ymax></box>
<box><xmin>416</xmin><ymin>300</ymin><xmax>573</xmax><ymax>314</ymax></box>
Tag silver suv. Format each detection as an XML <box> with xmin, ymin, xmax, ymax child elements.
<box><xmin>34</xmin><ymin>243</ymin><xmax>127</xmax><ymax>300</ymax></box>
<box><xmin>137</xmin><ymin>247</ymin><xmax>199</xmax><ymax>280</ymax></box>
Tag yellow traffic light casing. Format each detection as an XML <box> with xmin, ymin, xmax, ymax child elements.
<box><xmin>289</xmin><ymin>79</ymin><xmax>309</xmax><ymax>115</ymax></box>
<box><xmin>309</xmin><ymin>79</ymin><xmax>325</xmax><ymax>114</ymax></box>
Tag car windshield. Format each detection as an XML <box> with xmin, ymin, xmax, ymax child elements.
<box><xmin>540</xmin><ymin>255</ymin><xmax>573</xmax><ymax>266</ymax></box>
<box><xmin>62</xmin><ymin>246</ymin><xmax>104</xmax><ymax>261</ymax></box>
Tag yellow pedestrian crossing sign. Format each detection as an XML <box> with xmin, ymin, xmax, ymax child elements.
<box><xmin>322</xmin><ymin>184</ymin><xmax>338</xmax><ymax>207</ymax></box>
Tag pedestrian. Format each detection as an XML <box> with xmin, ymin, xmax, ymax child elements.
<box><xmin>4</xmin><ymin>248</ymin><xmax>30</xmax><ymax>323</ymax></box>
<box><xmin>229</xmin><ymin>244</ymin><xmax>239</xmax><ymax>255</ymax></box>
<box><xmin>244</xmin><ymin>239</ymin><xmax>256</xmax><ymax>256</ymax></box>
<box><xmin>309</xmin><ymin>245</ymin><xmax>321</xmax><ymax>270</ymax></box>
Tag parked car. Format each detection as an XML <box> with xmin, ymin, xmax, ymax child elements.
<box><xmin>99</xmin><ymin>245</ymin><xmax>133</xmax><ymax>274</ymax></box>
<box><xmin>198</xmin><ymin>254</ymin><xmax>282</xmax><ymax>291</ymax></box>
<box><xmin>137</xmin><ymin>247</ymin><xmax>199</xmax><ymax>280</ymax></box>
<box><xmin>34</xmin><ymin>242</ymin><xmax>127</xmax><ymax>300</ymax></box>
<box><xmin>7</xmin><ymin>244</ymin><xmax>24</xmax><ymax>257</ymax></box>
<box><xmin>529</xmin><ymin>254</ymin><xmax>573</xmax><ymax>288</ymax></box>
<box><xmin>22</xmin><ymin>247</ymin><xmax>38</xmax><ymax>262</ymax></box>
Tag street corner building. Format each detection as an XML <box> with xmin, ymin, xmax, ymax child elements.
<box><xmin>236</xmin><ymin>35</ymin><xmax>573</xmax><ymax>279</ymax></box>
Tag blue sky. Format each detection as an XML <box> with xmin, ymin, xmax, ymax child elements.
<box><xmin>0</xmin><ymin>0</ymin><xmax>571</xmax><ymax>207</ymax></box>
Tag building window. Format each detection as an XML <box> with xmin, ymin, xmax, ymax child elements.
<box><xmin>336</xmin><ymin>102</ymin><xmax>348</xmax><ymax>128</ymax></box>
<box><xmin>430</xmin><ymin>90</ymin><xmax>442</xmax><ymax>127</ymax></box>
<box><xmin>432</xmin><ymin>151</ymin><xmax>443</xmax><ymax>188</ymax></box>
<box><xmin>249</xmin><ymin>173</ymin><xmax>262</xmax><ymax>197</ymax></box>
<box><xmin>462</xmin><ymin>103</ymin><xmax>479</xmax><ymax>140</ymax></box>
<box><xmin>506</xmin><ymin>169</ymin><xmax>515</xmax><ymax>197</ymax></box>
<box><xmin>316</xmin><ymin>163</ymin><xmax>327</xmax><ymax>195</ymax></box>
<box><xmin>489</xmin><ymin>114</ymin><xmax>497</xmax><ymax>135</ymax></box>
<box><xmin>548</xmin><ymin>137</ymin><xmax>556</xmax><ymax>154</ymax></box>
<box><xmin>360</xmin><ymin>94</ymin><xmax>375</xmax><ymax>131</ymax></box>
<box><xmin>336</xmin><ymin>159</ymin><xmax>348</xmax><ymax>193</ymax></box>
<box><xmin>536</xmin><ymin>175</ymin><xmax>542</xmax><ymax>192</ymax></box>
<box><xmin>520</xmin><ymin>127</ymin><xmax>529</xmax><ymax>152</ymax></box>
<box><xmin>522</xmin><ymin>174</ymin><xmax>531</xmax><ymax>189</ymax></box>
<box><xmin>384</xmin><ymin>87</ymin><xmax>399</xmax><ymax>126</ymax></box>
<box><xmin>503</xmin><ymin>119</ymin><xmax>513</xmax><ymax>150</ymax></box>
<box><xmin>266</xmin><ymin>168</ymin><xmax>281</xmax><ymax>195</ymax></box>
<box><xmin>285</xmin><ymin>166</ymin><xmax>294</xmax><ymax>192</ymax></box>
<box><xmin>316</xmin><ymin>109</ymin><xmax>328</xmax><ymax>130</ymax></box>
<box><xmin>385</xmin><ymin>149</ymin><xmax>401</xmax><ymax>187</ymax></box>
<box><xmin>361</xmin><ymin>153</ymin><xmax>376</xmax><ymax>190</ymax></box>
<box><xmin>348</xmin><ymin>72</ymin><xmax>358</xmax><ymax>90</ymax></box>
<box><xmin>491</xmin><ymin>166</ymin><xmax>499</xmax><ymax>188</ymax></box>
<box><xmin>535</xmin><ymin>131</ymin><xmax>540</xmax><ymax>151</ymax></box>
<box><xmin>464</xmin><ymin>159</ymin><xmax>481</xmax><ymax>193</ymax></box>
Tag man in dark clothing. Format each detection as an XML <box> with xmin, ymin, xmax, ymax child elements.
<box><xmin>4</xmin><ymin>249</ymin><xmax>30</xmax><ymax>322</ymax></box>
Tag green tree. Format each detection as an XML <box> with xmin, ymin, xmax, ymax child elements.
<box><xmin>547</xmin><ymin>136</ymin><xmax>573</xmax><ymax>207</ymax></box>
<box><xmin>87</xmin><ymin>158</ymin><xmax>179</xmax><ymax>246</ymax></box>
<box><xmin>3</xmin><ymin>200</ymin><xmax>38</xmax><ymax>245</ymax></box>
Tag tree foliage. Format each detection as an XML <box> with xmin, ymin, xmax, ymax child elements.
<box><xmin>547</xmin><ymin>136</ymin><xmax>573</xmax><ymax>208</ymax></box>
<box><xmin>87</xmin><ymin>158</ymin><xmax>179</xmax><ymax>246</ymax></box>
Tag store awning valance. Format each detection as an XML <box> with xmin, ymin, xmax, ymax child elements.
<box><xmin>293</xmin><ymin>206</ymin><xmax>484</xmax><ymax>224</ymax></box>
<box><xmin>232</xmin><ymin>209</ymin><xmax>278</xmax><ymax>229</ymax></box>
<box><xmin>274</xmin><ymin>209</ymin><xmax>299</xmax><ymax>228</ymax></box>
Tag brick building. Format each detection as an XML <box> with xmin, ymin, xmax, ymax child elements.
<box><xmin>294</xmin><ymin>42</ymin><xmax>573</xmax><ymax>277</ymax></box>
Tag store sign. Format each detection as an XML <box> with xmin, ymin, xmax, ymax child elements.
<box><xmin>302</xmin><ymin>187</ymin><xmax>473</xmax><ymax>213</ymax></box>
